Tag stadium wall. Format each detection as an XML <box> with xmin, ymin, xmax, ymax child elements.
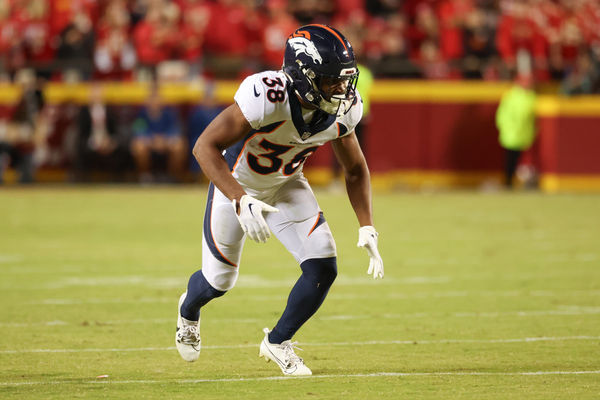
<box><xmin>308</xmin><ymin>82</ymin><xmax>600</xmax><ymax>192</ymax></box>
<box><xmin>1</xmin><ymin>81</ymin><xmax>599</xmax><ymax>192</ymax></box>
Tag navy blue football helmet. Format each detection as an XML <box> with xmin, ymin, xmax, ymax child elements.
<box><xmin>283</xmin><ymin>25</ymin><xmax>359</xmax><ymax>117</ymax></box>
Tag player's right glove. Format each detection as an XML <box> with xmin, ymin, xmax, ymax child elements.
<box><xmin>357</xmin><ymin>225</ymin><xmax>384</xmax><ymax>279</ymax></box>
<box><xmin>232</xmin><ymin>195</ymin><xmax>279</xmax><ymax>243</ymax></box>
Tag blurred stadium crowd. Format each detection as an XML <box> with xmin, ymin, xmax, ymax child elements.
<box><xmin>1</xmin><ymin>0</ymin><xmax>600</xmax><ymax>184</ymax></box>
<box><xmin>1</xmin><ymin>0</ymin><xmax>599</xmax><ymax>82</ymax></box>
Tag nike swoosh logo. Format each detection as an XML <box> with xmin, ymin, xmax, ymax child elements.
<box><xmin>253</xmin><ymin>85</ymin><xmax>260</xmax><ymax>97</ymax></box>
<box><xmin>248</xmin><ymin>204</ymin><xmax>255</xmax><ymax>217</ymax></box>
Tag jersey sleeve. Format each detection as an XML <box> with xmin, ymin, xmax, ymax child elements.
<box><xmin>234</xmin><ymin>74</ymin><xmax>267</xmax><ymax>130</ymax></box>
<box><xmin>338</xmin><ymin>89</ymin><xmax>363</xmax><ymax>137</ymax></box>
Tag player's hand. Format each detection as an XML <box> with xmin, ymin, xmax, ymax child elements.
<box><xmin>357</xmin><ymin>226</ymin><xmax>384</xmax><ymax>279</ymax></box>
<box><xmin>232</xmin><ymin>195</ymin><xmax>279</xmax><ymax>243</ymax></box>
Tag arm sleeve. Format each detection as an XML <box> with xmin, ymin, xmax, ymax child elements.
<box><xmin>233</xmin><ymin>75</ymin><xmax>266</xmax><ymax>130</ymax></box>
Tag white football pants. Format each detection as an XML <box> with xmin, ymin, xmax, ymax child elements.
<box><xmin>201</xmin><ymin>176</ymin><xmax>337</xmax><ymax>291</ymax></box>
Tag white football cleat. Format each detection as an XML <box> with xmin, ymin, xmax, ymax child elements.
<box><xmin>175</xmin><ymin>292</ymin><xmax>200</xmax><ymax>362</ymax></box>
<box><xmin>259</xmin><ymin>328</ymin><xmax>312</xmax><ymax>376</ymax></box>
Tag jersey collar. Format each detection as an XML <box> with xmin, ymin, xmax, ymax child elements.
<box><xmin>286</xmin><ymin>84</ymin><xmax>336</xmax><ymax>141</ymax></box>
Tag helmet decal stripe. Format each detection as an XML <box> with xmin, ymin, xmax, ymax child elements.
<box><xmin>288</xmin><ymin>37</ymin><xmax>323</xmax><ymax>65</ymax></box>
<box><xmin>306</xmin><ymin>24</ymin><xmax>348</xmax><ymax>52</ymax></box>
<box><xmin>289</xmin><ymin>29</ymin><xmax>311</xmax><ymax>40</ymax></box>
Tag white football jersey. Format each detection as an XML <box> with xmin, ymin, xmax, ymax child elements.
<box><xmin>228</xmin><ymin>70</ymin><xmax>363</xmax><ymax>197</ymax></box>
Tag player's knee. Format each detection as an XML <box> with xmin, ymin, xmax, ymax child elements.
<box><xmin>204</xmin><ymin>266</ymin><xmax>239</xmax><ymax>292</ymax></box>
<box><xmin>189</xmin><ymin>269</ymin><xmax>228</xmax><ymax>298</ymax></box>
<box><xmin>207</xmin><ymin>284</ymin><xmax>226</xmax><ymax>299</ymax></box>
<box><xmin>300</xmin><ymin>257</ymin><xmax>337</xmax><ymax>288</ymax></box>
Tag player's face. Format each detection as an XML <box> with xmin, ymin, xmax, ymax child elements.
<box><xmin>320</xmin><ymin>76</ymin><xmax>349</xmax><ymax>101</ymax></box>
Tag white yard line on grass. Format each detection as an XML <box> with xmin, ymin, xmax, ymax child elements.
<box><xmin>24</xmin><ymin>289</ymin><xmax>600</xmax><ymax>305</ymax></box>
<box><xmin>0</xmin><ymin>275</ymin><xmax>449</xmax><ymax>290</ymax></box>
<box><xmin>0</xmin><ymin>255</ymin><xmax>24</xmax><ymax>264</ymax></box>
<box><xmin>2</xmin><ymin>370</ymin><xmax>600</xmax><ymax>387</ymax></box>
<box><xmin>1</xmin><ymin>335</ymin><xmax>598</xmax><ymax>354</ymax></box>
<box><xmin>2</xmin><ymin>306</ymin><xmax>600</xmax><ymax>328</ymax></box>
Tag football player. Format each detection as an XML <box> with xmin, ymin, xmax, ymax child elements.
<box><xmin>176</xmin><ymin>24</ymin><xmax>384</xmax><ymax>376</ymax></box>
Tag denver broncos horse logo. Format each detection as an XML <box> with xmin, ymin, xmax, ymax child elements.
<box><xmin>287</xmin><ymin>37</ymin><xmax>323</xmax><ymax>65</ymax></box>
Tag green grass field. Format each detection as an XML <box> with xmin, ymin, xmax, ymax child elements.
<box><xmin>1</xmin><ymin>186</ymin><xmax>599</xmax><ymax>399</ymax></box>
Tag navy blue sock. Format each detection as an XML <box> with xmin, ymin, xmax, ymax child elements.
<box><xmin>180</xmin><ymin>269</ymin><xmax>226</xmax><ymax>321</ymax></box>
<box><xmin>268</xmin><ymin>257</ymin><xmax>337</xmax><ymax>344</ymax></box>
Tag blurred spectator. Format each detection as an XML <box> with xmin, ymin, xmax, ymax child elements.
<box><xmin>332</xmin><ymin>0</ymin><xmax>364</xmax><ymax>21</ymax></box>
<box><xmin>186</xmin><ymin>82</ymin><xmax>223</xmax><ymax>179</ymax></box>
<box><xmin>202</xmin><ymin>0</ymin><xmax>263</xmax><ymax>78</ymax></box>
<box><xmin>48</xmin><ymin>0</ymin><xmax>98</xmax><ymax>39</ymax></box>
<box><xmin>495</xmin><ymin>72</ymin><xmax>537</xmax><ymax>188</ymax></box>
<box><xmin>561</xmin><ymin>50</ymin><xmax>599</xmax><ymax>96</ymax></box>
<box><xmin>178</xmin><ymin>0</ymin><xmax>211</xmax><ymax>78</ymax></box>
<box><xmin>130</xmin><ymin>86</ymin><xmax>186</xmax><ymax>183</ymax></box>
<box><xmin>496</xmin><ymin>1</ymin><xmax>545</xmax><ymax>79</ymax></box>
<box><xmin>41</xmin><ymin>100</ymin><xmax>79</xmax><ymax>169</ymax></box>
<box><xmin>0</xmin><ymin>69</ymin><xmax>47</xmax><ymax>183</ymax></box>
<box><xmin>406</xmin><ymin>2</ymin><xmax>439</xmax><ymax>58</ymax></box>
<box><xmin>94</xmin><ymin>0</ymin><xmax>136</xmax><ymax>80</ymax></box>
<box><xmin>333</xmin><ymin>9</ymin><xmax>371</xmax><ymax>56</ymax></box>
<box><xmin>56</xmin><ymin>10</ymin><xmax>95</xmax><ymax>81</ymax></box>
<box><xmin>0</xmin><ymin>0</ymin><xmax>21</xmax><ymax>78</ymax></box>
<box><xmin>576</xmin><ymin>0</ymin><xmax>600</xmax><ymax>48</ymax></box>
<box><xmin>461</xmin><ymin>6</ymin><xmax>495</xmax><ymax>79</ymax></box>
<box><xmin>0</xmin><ymin>0</ymin><xmax>54</xmax><ymax>79</ymax></box>
<box><xmin>556</xmin><ymin>15</ymin><xmax>585</xmax><ymax>74</ymax></box>
<box><xmin>288</xmin><ymin>0</ymin><xmax>335</xmax><ymax>24</ymax></box>
<box><xmin>419</xmin><ymin>39</ymin><xmax>457</xmax><ymax>79</ymax></box>
<box><xmin>260</xmin><ymin>0</ymin><xmax>298</xmax><ymax>70</ymax></box>
<box><xmin>20</xmin><ymin>0</ymin><xmax>54</xmax><ymax>79</ymax></box>
<box><xmin>133</xmin><ymin>0</ymin><xmax>179</xmax><ymax>80</ymax></box>
<box><xmin>366</xmin><ymin>0</ymin><xmax>401</xmax><ymax>18</ymax></box>
<box><xmin>73</xmin><ymin>84</ymin><xmax>131</xmax><ymax>181</ymax></box>
<box><xmin>370</xmin><ymin>13</ymin><xmax>421</xmax><ymax>77</ymax></box>
<box><xmin>437</xmin><ymin>0</ymin><xmax>473</xmax><ymax>62</ymax></box>
<box><xmin>1</xmin><ymin>0</ymin><xmax>600</xmax><ymax>83</ymax></box>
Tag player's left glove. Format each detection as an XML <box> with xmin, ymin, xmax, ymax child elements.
<box><xmin>357</xmin><ymin>226</ymin><xmax>384</xmax><ymax>279</ymax></box>
<box><xmin>232</xmin><ymin>195</ymin><xmax>279</xmax><ymax>243</ymax></box>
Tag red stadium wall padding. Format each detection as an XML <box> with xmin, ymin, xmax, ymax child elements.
<box><xmin>419</xmin><ymin>103</ymin><xmax>502</xmax><ymax>171</ymax></box>
<box><xmin>537</xmin><ymin>116</ymin><xmax>559</xmax><ymax>174</ymax></box>
<box><xmin>306</xmin><ymin>101</ymin><xmax>600</xmax><ymax>177</ymax></box>
<box><xmin>308</xmin><ymin>102</ymin><xmax>504</xmax><ymax>173</ymax></box>
<box><xmin>366</xmin><ymin>103</ymin><xmax>424</xmax><ymax>171</ymax></box>
<box><xmin>538</xmin><ymin>116</ymin><xmax>600</xmax><ymax>175</ymax></box>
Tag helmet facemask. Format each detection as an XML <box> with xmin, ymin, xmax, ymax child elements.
<box><xmin>315</xmin><ymin>70</ymin><xmax>359</xmax><ymax>117</ymax></box>
<box><xmin>291</xmin><ymin>63</ymin><xmax>359</xmax><ymax>117</ymax></box>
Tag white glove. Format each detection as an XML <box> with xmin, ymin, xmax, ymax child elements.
<box><xmin>232</xmin><ymin>195</ymin><xmax>279</xmax><ymax>243</ymax></box>
<box><xmin>357</xmin><ymin>226</ymin><xmax>384</xmax><ymax>279</ymax></box>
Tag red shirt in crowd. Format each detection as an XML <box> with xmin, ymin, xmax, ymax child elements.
<box><xmin>204</xmin><ymin>0</ymin><xmax>249</xmax><ymax>57</ymax></box>
<box><xmin>179</xmin><ymin>1</ymin><xmax>212</xmax><ymax>61</ymax></box>
<box><xmin>133</xmin><ymin>13</ymin><xmax>178</xmax><ymax>65</ymax></box>
<box><xmin>261</xmin><ymin>0</ymin><xmax>298</xmax><ymax>69</ymax></box>
<box><xmin>437</xmin><ymin>0</ymin><xmax>473</xmax><ymax>60</ymax></box>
